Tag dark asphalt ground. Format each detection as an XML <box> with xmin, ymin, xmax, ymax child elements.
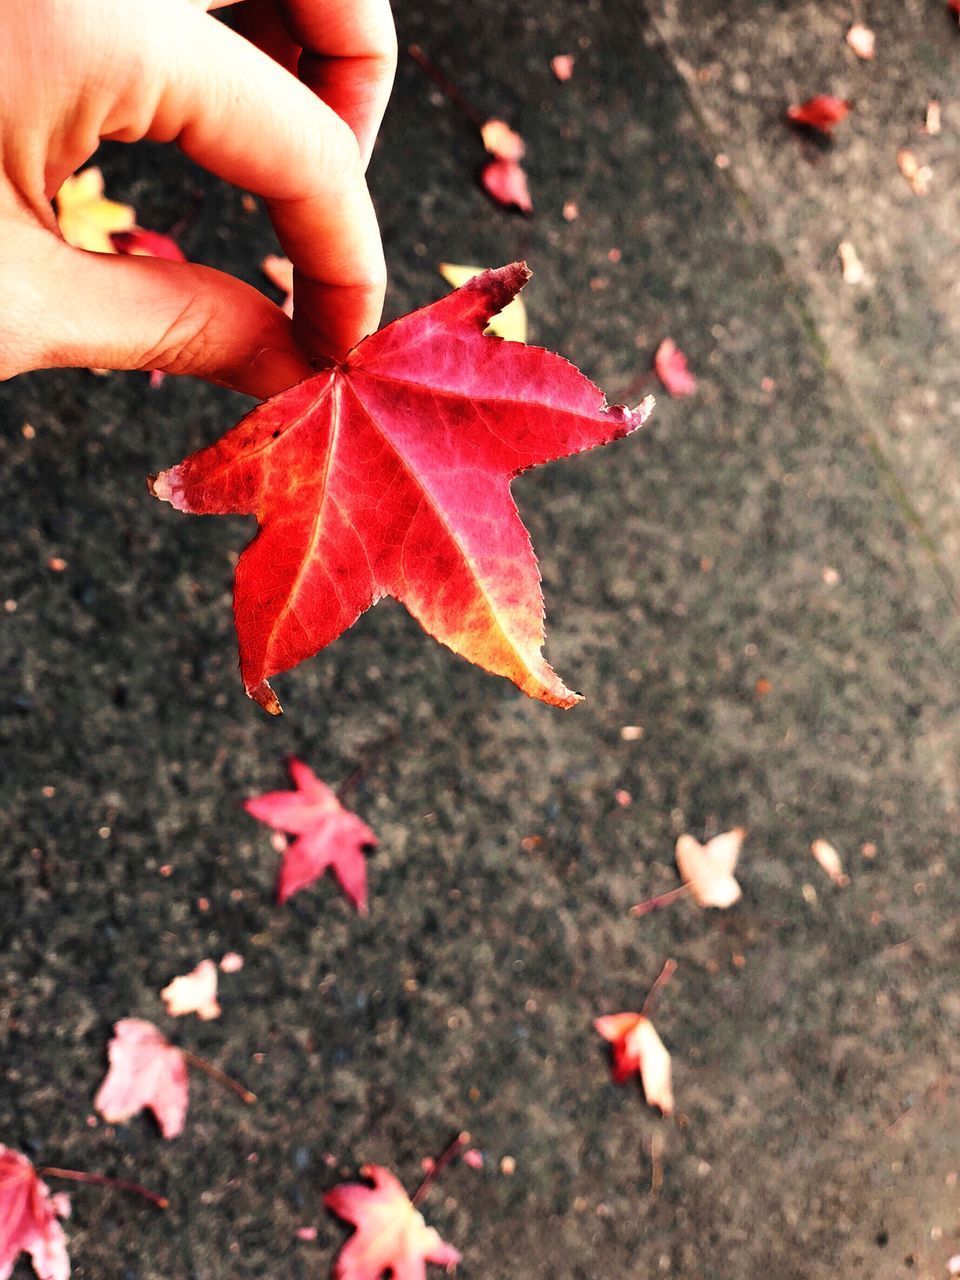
<box><xmin>2</xmin><ymin>2</ymin><xmax>960</xmax><ymax>1278</ymax></box>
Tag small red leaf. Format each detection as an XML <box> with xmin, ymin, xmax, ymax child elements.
<box><xmin>151</xmin><ymin>264</ymin><xmax>652</xmax><ymax>711</ymax></box>
<box><xmin>111</xmin><ymin>229</ymin><xmax>185</xmax><ymax>261</ymax></box>
<box><xmin>324</xmin><ymin>1164</ymin><xmax>461</xmax><ymax>1280</ymax></box>
<box><xmin>479</xmin><ymin>159</ymin><xmax>532</xmax><ymax>212</ymax></box>
<box><xmin>786</xmin><ymin>95</ymin><xmax>852</xmax><ymax>134</ymax></box>
<box><xmin>94</xmin><ymin>1019</ymin><xmax>189</xmax><ymax>1139</ymax></box>
<box><xmin>244</xmin><ymin>758</ymin><xmax>377</xmax><ymax>911</ymax></box>
<box><xmin>0</xmin><ymin>1147</ymin><xmax>70</xmax><ymax>1280</ymax></box>
<box><xmin>654</xmin><ymin>338</ymin><xmax>697</xmax><ymax>398</ymax></box>
<box><xmin>594</xmin><ymin>1013</ymin><xmax>674</xmax><ymax>1113</ymax></box>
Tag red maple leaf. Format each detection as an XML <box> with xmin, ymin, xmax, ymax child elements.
<box><xmin>785</xmin><ymin>95</ymin><xmax>852</xmax><ymax>134</ymax></box>
<box><xmin>244</xmin><ymin>757</ymin><xmax>377</xmax><ymax>910</ymax></box>
<box><xmin>0</xmin><ymin>1147</ymin><xmax>70</xmax><ymax>1280</ymax></box>
<box><xmin>94</xmin><ymin>1019</ymin><xmax>189</xmax><ymax>1139</ymax></box>
<box><xmin>150</xmin><ymin>264</ymin><xmax>652</xmax><ymax>712</ymax></box>
<box><xmin>324</xmin><ymin>1164</ymin><xmax>460</xmax><ymax>1280</ymax></box>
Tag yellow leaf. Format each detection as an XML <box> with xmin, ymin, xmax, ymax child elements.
<box><xmin>439</xmin><ymin>263</ymin><xmax>528</xmax><ymax>343</ymax></box>
<box><xmin>55</xmin><ymin>167</ymin><xmax>136</xmax><ymax>254</ymax></box>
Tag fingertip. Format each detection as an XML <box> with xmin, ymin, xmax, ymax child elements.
<box><xmin>291</xmin><ymin>276</ymin><xmax>386</xmax><ymax>362</ymax></box>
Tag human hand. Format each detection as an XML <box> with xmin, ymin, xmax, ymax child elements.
<box><xmin>0</xmin><ymin>0</ymin><xmax>396</xmax><ymax>398</ymax></box>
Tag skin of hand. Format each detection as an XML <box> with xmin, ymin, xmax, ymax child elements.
<box><xmin>0</xmin><ymin>0</ymin><xmax>396</xmax><ymax>399</ymax></box>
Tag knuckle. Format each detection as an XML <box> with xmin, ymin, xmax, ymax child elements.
<box><xmin>138</xmin><ymin>280</ymin><xmax>221</xmax><ymax>376</ymax></box>
<box><xmin>319</xmin><ymin>114</ymin><xmax>366</xmax><ymax>189</ymax></box>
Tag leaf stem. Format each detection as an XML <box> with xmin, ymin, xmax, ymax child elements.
<box><xmin>640</xmin><ymin>958</ymin><xmax>677</xmax><ymax>1019</ymax></box>
<box><xmin>181</xmin><ymin>1050</ymin><xmax>257</xmax><ymax>1105</ymax></box>
<box><xmin>38</xmin><ymin>1167</ymin><xmax>168</xmax><ymax>1211</ymax></box>
<box><xmin>407</xmin><ymin>45</ymin><xmax>484</xmax><ymax>128</ymax></box>
<box><xmin>411</xmin><ymin>1131</ymin><xmax>470</xmax><ymax>1207</ymax></box>
<box><xmin>630</xmin><ymin>884</ymin><xmax>690</xmax><ymax>917</ymax></box>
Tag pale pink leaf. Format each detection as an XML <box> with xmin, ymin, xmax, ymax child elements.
<box><xmin>675</xmin><ymin>829</ymin><xmax>743</xmax><ymax>908</ymax></box>
<box><xmin>654</xmin><ymin>339</ymin><xmax>697</xmax><ymax>398</ymax></box>
<box><xmin>94</xmin><ymin>1018</ymin><xmax>189</xmax><ymax>1139</ymax></box>
<box><xmin>325</xmin><ymin>1164</ymin><xmax>461</xmax><ymax>1279</ymax></box>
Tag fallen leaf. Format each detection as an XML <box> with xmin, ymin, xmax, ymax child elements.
<box><xmin>594</xmin><ymin>1013</ymin><xmax>674</xmax><ymax>1114</ymax></box>
<box><xmin>654</xmin><ymin>338</ymin><xmax>697</xmax><ymax>397</ymax></box>
<box><xmin>845</xmin><ymin>24</ymin><xmax>875</xmax><ymax>59</ymax></box>
<box><xmin>897</xmin><ymin>149</ymin><xmax>932</xmax><ymax>195</ymax></box>
<box><xmin>478</xmin><ymin>121</ymin><xmax>531</xmax><ymax>211</ymax></box>
<box><xmin>324</xmin><ymin>1164</ymin><xmax>461</xmax><ymax>1280</ymax></box>
<box><xmin>480</xmin><ymin>119</ymin><xmax>524</xmax><ymax>162</ymax></box>
<box><xmin>94</xmin><ymin>1019</ymin><xmax>189</xmax><ymax>1139</ymax></box>
<box><xmin>110</xmin><ymin>229</ymin><xmax>187</xmax><ymax>387</ymax></box>
<box><xmin>160</xmin><ymin>959</ymin><xmax>221</xmax><ymax>1020</ymax></box>
<box><xmin>111</xmin><ymin>229</ymin><xmax>185</xmax><ymax>262</ymax></box>
<box><xmin>551</xmin><ymin>54</ymin><xmax>575</xmax><ymax>81</ymax></box>
<box><xmin>150</xmin><ymin>264</ymin><xmax>652</xmax><ymax>712</ymax></box>
<box><xmin>480</xmin><ymin>159</ymin><xmax>532</xmax><ymax>212</ymax></box>
<box><xmin>438</xmin><ymin>263</ymin><xmax>527</xmax><ymax>342</ymax></box>
<box><xmin>838</xmin><ymin>241</ymin><xmax>865</xmax><ymax>284</ymax></box>
<box><xmin>785</xmin><ymin>95</ymin><xmax>852</xmax><ymax>134</ymax></box>
<box><xmin>261</xmin><ymin>254</ymin><xmax>294</xmax><ymax>317</ymax></box>
<box><xmin>926</xmin><ymin>100</ymin><xmax>941</xmax><ymax>135</ymax></box>
<box><xmin>811</xmin><ymin>838</ymin><xmax>849</xmax><ymax>886</ymax></box>
<box><xmin>54</xmin><ymin>168</ymin><xmax>135</xmax><ymax>254</ymax></box>
<box><xmin>676</xmin><ymin>828</ymin><xmax>744</xmax><ymax>908</ymax></box>
<box><xmin>244</xmin><ymin>757</ymin><xmax>378</xmax><ymax>910</ymax></box>
<box><xmin>0</xmin><ymin>1147</ymin><xmax>71</xmax><ymax>1280</ymax></box>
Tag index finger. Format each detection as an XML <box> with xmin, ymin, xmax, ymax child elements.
<box><xmin>281</xmin><ymin>0</ymin><xmax>397</xmax><ymax>165</ymax></box>
<box><xmin>210</xmin><ymin>0</ymin><xmax>397</xmax><ymax>166</ymax></box>
<box><xmin>151</xmin><ymin>1</ymin><xmax>386</xmax><ymax>360</ymax></box>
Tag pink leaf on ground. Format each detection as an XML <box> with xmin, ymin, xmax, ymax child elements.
<box><xmin>594</xmin><ymin>1014</ymin><xmax>674</xmax><ymax>1114</ymax></box>
<box><xmin>244</xmin><ymin>758</ymin><xmax>378</xmax><ymax>912</ymax></box>
<box><xmin>0</xmin><ymin>1147</ymin><xmax>70</xmax><ymax>1280</ymax></box>
<box><xmin>676</xmin><ymin>829</ymin><xmax>744</xmax><ymax>908</ymax></box>
<box><xmin>480</xmin><ymin>159</ymin><xmax>533</xmax><ymax>213</ymax></box>
<box><xmin>654</xmin><ymin>339</ymin><xmax>697</xmax><ymax>397</ymax></box>
<box><xmin>845</xmin><ymin>24</ymin><xmax>875</xmax><ymax>59</ymax></box>
<box><xmin>94</xmin><ymin>1019</ymin><xmax>189</xmax><ymax>1139</ymax></box>
<box><xmin>551</xmin><ymin>55</ymin><xmax>575</xmax><ymax>81</ymax></box>
<box><xmin>160</xmin><ymin>960</ymin><xmax>221</xmax><ymax>1020</ymax></box>
<box><xmin>325</xmin><ymin>1164</ymin><xmax>461</xmax><ymax>1280</ymax></box>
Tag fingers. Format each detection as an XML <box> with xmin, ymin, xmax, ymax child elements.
<box><xmin>211</xmin><ymin>0</ymin><xmax>397</xmax><ymax>164</ymax></box>
<box><xmin>277</xmin><ymin>0</ymin><xmax>397</xmax><ymax>165</ymax></box>
<box><xmin>0</xmin><ymin>222</ymin><xmax>313</xmax><ymax>398</ymax></box>
<box><xmin>146</xmin><ymin>0</ymin><xmax>386</xmax><ymax>359</ymax></box>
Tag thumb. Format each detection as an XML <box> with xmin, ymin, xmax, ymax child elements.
<box><xmin>0</xmin><ymin>224</ymin><xmax>314</xmax><ymax>398</ymax></box>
